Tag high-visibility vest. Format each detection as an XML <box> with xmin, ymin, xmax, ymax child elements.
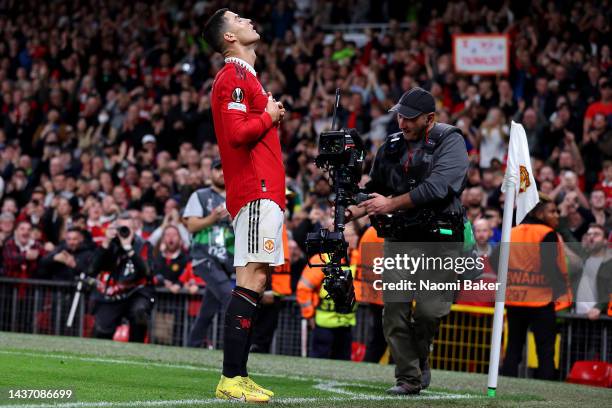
<box><xmin>355</xmin><ymin>226</ymin><xmax>384</xmax><ymax>305</ymax></box>
<box><xmin>296</xmin><ymin>253</ymin><xmax>357</xmax><ymax>328</ymax></box>
<box><xmin>608</xmin><ymin>294</ymin><xmax>612</xmax><ymax>317</ymax></box>
<box><xmin>506</xmin><ymin>223</ymin><xmax>572</xmax><ymax>310</ymax></box>
<box><xmin>271</xmin><ymin>224</ymin><xmax>292</xmax><ymax>296</ymax></box>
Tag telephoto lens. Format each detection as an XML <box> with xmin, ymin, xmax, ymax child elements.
<box><xmin>118</xmin><ymin>226</ymin><xmax>131</xmax><ymax>238</ymax></box>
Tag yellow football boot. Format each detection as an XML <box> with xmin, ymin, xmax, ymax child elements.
<box><xmin>241</xmin><ymin>376</ymin><xmax>274</xmax><ymax>397</ymax></box>
<box><xmin>215</xmin><ymin>375</ymin><xmax>270</xmax><ymax>403</ymax></box>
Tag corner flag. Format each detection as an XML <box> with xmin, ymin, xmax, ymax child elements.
<box><xmin>501</xmin><ymin>121</ymin><xmax>539</xmax><ymax>224</ymax></box>
<box><xmin>487</xmin><ymin>120</ymin><xmax>539</xmax><ymax>397</ymax></box>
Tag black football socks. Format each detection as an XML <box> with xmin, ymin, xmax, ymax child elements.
<box><xmin>222</xmin><ymin>286</ymin><xmax>260</xmax><ymax>378</ymax></box>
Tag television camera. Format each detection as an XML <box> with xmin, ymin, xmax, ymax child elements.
<box><xmin>305</xmin><ymin>89</ymin><xmax>369</xmax><ymax>314</ymax></box>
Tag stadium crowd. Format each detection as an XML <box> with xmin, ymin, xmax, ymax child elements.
<box><xmin>0</xmin><ymin>0</ymin><xmax>611</xmax><ymax>345</ymax></box>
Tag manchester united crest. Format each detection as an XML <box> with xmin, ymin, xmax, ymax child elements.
<box><xmin>519</xmin><ymin>165</ymin><xmax>530</xmax><ymax>193</ymax></box>
<box><xmin>263</xmin><ymin>238</ymin><xmax>275</xmax><ymax>254</ymax></box>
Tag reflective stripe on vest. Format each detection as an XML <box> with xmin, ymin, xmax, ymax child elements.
<box><xmin>315</xmin><ymin>263</ymin><xmax>357</xmax><ymax>328</ymax></box>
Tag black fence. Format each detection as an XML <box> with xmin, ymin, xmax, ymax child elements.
<box><xmin>1</xmin><ymin>277</ymin><xmax>610</xmax><ymax>381</ymax></box>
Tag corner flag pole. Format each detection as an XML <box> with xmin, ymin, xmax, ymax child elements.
<box><xmin>486</xmin><ymin>181</ymin><xmax>515</xmax><ymax>397</ymax></box>
<box><xmin>487</xmin><ymin>121</ymin><xmax>539</xmax><ymax>397</ymax></box>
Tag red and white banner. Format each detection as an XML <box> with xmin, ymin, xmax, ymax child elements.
<box><xmin>453</xmin><ymin>34</ymin><xmax>509</xmax><ymax>75</ymax></box>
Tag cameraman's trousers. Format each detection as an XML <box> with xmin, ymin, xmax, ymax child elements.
<box><xmin>383</xmin><ymin>297</ymin><xmax>452</xmax><ymax>386</ymax></box>
<box><xmin>381</xmin><ymin>243</ymin><xmax>456</xmax><ymax>387</ymax></box>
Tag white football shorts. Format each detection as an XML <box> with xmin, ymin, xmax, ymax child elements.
<box><xmin>232</xmin><ymin>199</ymin><xmax>284</xmax><ymax>267</ymax></box>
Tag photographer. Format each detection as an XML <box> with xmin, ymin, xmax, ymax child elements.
<box><xmin>88</xmin><ymin>213</ymin><xmax>154</xmax><ymax>342</ymax></box>
<box><xmin>347</xmin><ymin>87</ymin><xmax>469</xmax><ymax>395</ymax></box>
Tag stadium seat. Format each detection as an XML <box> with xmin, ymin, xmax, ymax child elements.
<box><xmin>113</xmin><ymin>324</ymin><xmax>130</xmax><ymax>342</ymax></box>
<box><xmin>566</xmin><ymin>361</ymin><xmax>612</xmax><ymax>388</ymax></box>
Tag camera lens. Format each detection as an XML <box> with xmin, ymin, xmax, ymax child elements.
<box><xmin>118</xmin><ymin>226</ymin><xmax>131</xmax><ymax>238</ymax></box>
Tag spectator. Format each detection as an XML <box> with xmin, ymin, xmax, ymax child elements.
<box><xmin>483</xmin><ymin>206</ymin><xmax>502</xmax><ymax>243</ymax></box>
<box><xmin>583</xmin><ymin>78</ymin><xmax>612</xmax><ymax>138</ymax></box>
<box><xmin>147</xmin><ymin>206</ymin><xmax>190</xmax><ymax>249</ymax></box>
<box><xmin>590</xmin><ymin>189</ymin><xmax>611</xmax><ymax>230</ymax></box>
<box><xmin>41</xmin><ymin>196</ymin><xmax>73</xmax><ymax>245</ymax></box>
<box><xmin>582</xmin><ymin>113</ymin><xmax>612</xmax><ymax>191</ymax></box>
<box><xmin>39</xmin><ymin>227</ymin><xmax>96</xmax><ymax>281</ymax></box>
<box><xmin>478</xmin><ymin>108</ymin><xmax>508</xmax><ymax>169</ymax></box>
<box><xmin>150</xmin><ymin>224</ymin><xmax>197</xmax><ymax>345</ymax></box>
<box><xmin>551</xmin><ymin>170</ymin><xmax>589</xmax><ymax>209</ymax></box>
<box><xmin>574</xmin><ymin>224</ymin><xmax>611</xmax><ymax>320</ymax></box>
<box><xmin>456</xmin><ymin>218</ymin><xmax>497</xmax><ymax>306</ymax></box>
<box><xmin>558</xmin><ymin>190</ymin><xmax>596</xmax><ymax>242</ymax></box>
<box><xmin>0</xmin><ymin>212</ymin><xmax>16</xmax><ymax>244</ymax></box>
<box><xmin>151</xmin><ymin>225</ymin><xmax>193</xmax><ymax>294</ymax></box>
<box><xmin>140</xmin><ymin>203</ymin><xmax>160</xmax><ymax>240</ymax></box>
<box><xmin>1</xmin><ymin>220</ymin><xmax>45</xmax><ymax>279</ymax></box>
<box><xmin>594</xmin><ymin>160</ymin><xmax>612</xmax><ymax>208</ymax></box>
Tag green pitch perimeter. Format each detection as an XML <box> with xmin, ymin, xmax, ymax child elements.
<box><xmin>0</xmin><ymin>333</ymin><xmax>607</xmax><ymax>407</ymax></box>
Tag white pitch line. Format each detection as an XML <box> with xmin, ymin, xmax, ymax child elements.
<box><xmin>313</xmin><ymin>381</ymin><xmax>476</xmax><ymax>400</ymax></box>
<box><xmin>0</xmin><ymin>392</ymin><xmax>477</xmax><ymax>408</ymax></box>
<box><xmin>0</xmin><ymin>349</ymin><xmax>479</xmax><ymax>405</ymax></box>
<box><xmin>0</xmin><ymin>399</ymin><xmax>225</xmax><ymax>408</ymax></box>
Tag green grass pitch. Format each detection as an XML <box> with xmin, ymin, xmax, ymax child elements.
<box><xmin>0</xmin><ymin>332</ymin><xmax>608</xmax><ymax>407</ymax></box>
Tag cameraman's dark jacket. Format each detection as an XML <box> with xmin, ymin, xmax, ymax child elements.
<box><xmin>39</xmin><ymin>240</ymin><xmax>97</xmax><ymax>281</ymax></box>
<box><xmin>87</xmin><ymin>236</ymin><xmax>153</xmax><ymax>302</ymax></box>
<box><xmin>366</xmin><ymin>123</ymin><xmax>469</xmax><ymax>240</ymax></box>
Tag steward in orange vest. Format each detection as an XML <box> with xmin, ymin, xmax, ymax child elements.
<box><xmin>354</xmin><ymin>226</ymin><xmax>384</xmax><ymax>306</ymax></box>
<box><xmin>271</xmin><ymin>224</ymin><xmax>292</xmax><ymax>296</ymax></box>
<box><xmin>296</xmin><ymin>223</ymin><xmax>360</xmax><ymax>360</ymax></box>
<box><xmin>506</xmin><ymin>224</ymin><xmax>572</xmax><ymax>311</ymax></box>
<box><xmin>353</xmin><ymin>226</ymin><xmax>388</xmax><ymax>363</ymax></box>
<box><xmin>502</xmin><ymin>197</ymin><xmax>571</xmax><ymax>381</ymax></box>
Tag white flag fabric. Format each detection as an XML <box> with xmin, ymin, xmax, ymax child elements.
<box><xmin>501</xmin><ymin>121</ymin><xmax>539</xmax><ymax>224</ymax></box>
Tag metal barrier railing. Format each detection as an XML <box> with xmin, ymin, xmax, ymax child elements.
<box><xmin>432</xmin><ymin>304</ymin><xmax>499</xmax><ymax>374</ymax></box>
<box><xmin>0</xmin><ymin>278</ymin><xmax>609</xmax><ymax>380</ymax></box>
<box><xmin>0</xmin><ymin>277</ymin><xmax>309</xmax><ymax>353</ymax></box>
<box><xmin>558</xmin><ymin>312</ymin><xmax>611</xmax><ymax>379</ymax></box>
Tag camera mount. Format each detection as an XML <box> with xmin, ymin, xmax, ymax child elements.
<box><xmin>305</xmin><ymin>89</ymin><xmax>367</xmax><ymax>314</ymax></box>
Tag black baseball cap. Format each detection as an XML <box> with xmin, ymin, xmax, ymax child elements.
<box><xmin>211</xmin><ymin>158</ymin><xmax>222</xmax><ymax>169</ymax></box>
<box><xmin>389</xmin><ymin>87</ymin><xmax>436</xmax><ymax>119</ymax></box>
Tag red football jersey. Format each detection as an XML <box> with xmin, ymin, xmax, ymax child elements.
<box><xmin>210</xmin><ymin>57</ymin><xmax>286</xmax><ymax>218</ymax></box>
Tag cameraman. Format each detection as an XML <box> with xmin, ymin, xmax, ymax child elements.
<box><xmin>347</xmin><ymin>87</ymin><xmax>469</xmax><ymax>395</ymax></box>
<box><xmin>88</xmin><ymin>213</ymin><xmax>154</xmax><ymax>342</ymax></box>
